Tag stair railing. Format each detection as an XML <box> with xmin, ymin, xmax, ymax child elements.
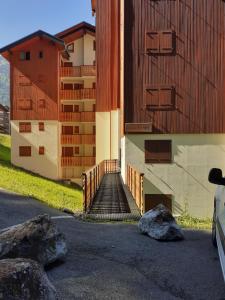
<box><xmin>82</xmin><ymin>159</ymin><xmax>120</xmax><ymax>213</ymax></box>
<box><xmin>126</xmin><ymin>164</ymin><xmax>144</xmax><ymax>214</ymax></box>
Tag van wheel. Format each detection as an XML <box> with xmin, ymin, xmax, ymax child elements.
<box><xmin>212</xmin><ymin>208</ymin><xmax>217</xmax><ymax>248</ymax></box>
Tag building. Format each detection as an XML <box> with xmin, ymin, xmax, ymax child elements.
<box><xmin>0</xmin><ymin>104</ymin><xmax>10</xmax><ymax>134</ymax></box>
<box><xmin>0</xmin><ymin>22</ymin><xmax>96</xmax><ymax>184</ymax></box>
<box><xmin>92</xmin><ymin>0</ymin><xmax>225</xmax><ymax>218</ymax></box>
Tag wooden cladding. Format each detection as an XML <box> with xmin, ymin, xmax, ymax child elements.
<box><xmin>19</xmin><ymin>146</ymin><xmax>31</xmax><ymax>157</ymax></box>
<box><xmin>145</xmin><ymin>86</ymin><xmax>175</xmax><ymax>110</ymax></box>
<box><xmin>145</xmin><ymin>140</ymin><xmax>172</xmax><ymax>163</ymax></box>
<box><xmin>125</xmin><ymin>123</ymin><xmax>152</xmax><ymax>133</ymax></box>
<box><xmin>19</xmin><ymin>122</ymin><xmax>31</xmax><ymax>133</ymax></box>
<box><xmin>145</xmin><ymin>194</ymin><xmax>172</xmax><ymax>213</ymax></box>
<box><xmin>18</xmin><ymin>99</ymin><xmax>32</xmax><ymax>110</ymax></box>
<box><xmin>146</xmin><ymin>31</ymin><xmax>176</xmax><ymax>55</ymax></box>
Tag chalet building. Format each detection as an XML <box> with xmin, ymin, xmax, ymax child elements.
<box><xmin>0</xmin><ymin>104</ymin><xmax>10</xmax><ymax>134</ymax></box>
<box><xmin>0</xmin><ymin>22</ymin><xmax>96</xmax><ymax>184</ymax></box>
<box><xmin>92</xmin><ymin>0</ymin><xmax>225</xmax><ymax>218</ymax></box>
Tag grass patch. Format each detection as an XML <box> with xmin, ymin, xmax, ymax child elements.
<box><xmin>176</xmin><ymin>215</ymin><xmax>212</xmax><ymax>230</ymax></box>
<box><xmin>0</xmin><ymin>134</ymin><xmax>83</xmax><ymax>212</ymax></box>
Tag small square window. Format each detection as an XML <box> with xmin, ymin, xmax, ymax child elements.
<box><xmin>67</xmin><ymin>43</ymin><xmax>74</xmax><ymax>53</ymax></box>
<box><xmin>19</xmin><ymin>146</ymin><xmax>31</xmax><ymax>157</ymax></box>
<box><xmin>20</xmin><ymin>51</ymin><xmax>30</xmax><ymax>61</ymax></box>
<box><xmin>39</xmin><ymin>146</ymin><xmax>45</xmax><ymax>155</ymax></box>
<box><xmin>39</xmin><ymin>51</ymin><xmax>43</xmax><ymax>59</ymax></box>
<box><xmin>93</xmin><ymin>40</ymin><xmax>96</xmax><ymax>51</ymax></box>
<box><xmin>145</xmin><ymin>140</ymin><xmax>172</xmax><ymax>163</ymax></box>
<box><xmin>39</xmin><ymin>122</ymin><xmax>45</xmax><ymax>131</ymax></box>
<box><xmin>19</xmin><ymin>122</ymin><xmax>31</xmax><ymax>133</ymax></box>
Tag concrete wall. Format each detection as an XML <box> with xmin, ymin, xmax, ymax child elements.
<box><xmin>122</xmin><ymin>134</ymin><xmax>225</xmax><ymax>218</ymax></box>
<box><xmin>11</xmin><ymin>121</ymin><xmax>60</xmax><ymax>180</ymax></box>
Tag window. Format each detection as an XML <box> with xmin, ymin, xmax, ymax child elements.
<box><xmin>145</xmin><ymin>86</ymin><xmax>175</xmax><ymax>110</ymax></box>
<box><xmin>93</xmin><ymin>104</ymin><xmax>96</xmax><ymax>112</ymax></box>
<box><xmin>93</xmin><ymin>40</ymin><xmax>96</xmax><ymax>51</ymax></box>
<box><xmin>39</xmin><ymin>99</ymin><xmax>46</xmax><ymax>109</ymax></box>
<box><xmin>145</xmin><ymin>140</ymin><xmax>172</xmax><ymax>163</ymax></box>
<box><xmin>63</xmin><ymin>83</ymin><xmax>74</xmax><ymax>90</ymax></box>
<box><xmin>39</xmin><ymin>51</ymin><xmax>43</xmax><ymax>59</ymax></box>
<box><xmin>74</xmin><ymin>126</ymin><xmax>80</xmax><ymax>134</ymax></box>
<box><xmin>19</xmin><ymin>122</ymin><xmax>31</xmax><ymax>133</ymax></box>
<box><xmin>74</xmin><ymin>147</ymin><xmax>80</xmax><ymax>155</ymax></box>
<box><xmin>19</xmin><ymin>146</ymin><xmax>31</xmax><ymax>157</ymax></box>
<box><xmin>145</xmin><ymin>194</ymin><xmax>172</xmax><ymax>213</ymax></box>
<box><xmin>93</xmin><ymin>146</ymin><xmax>96</xmax><ymax>156</ymax></box>
<box><xmin>146</xmin><ymin>31</ymin><xmax>175</xmax><ymax>55</ymax></box>
<box><xmin>20</xmin><ymin>51</ymin><xmax>30</xmax><ymax>61</ymax></box>
<box><xmin>62</xmin><ymin>147</ymin><xmax>73</xmax><ymax>157</ymax></box>
<box><xmin>67</xmin><ymin>43</ymin><xmax>74</xmax><ymax>53</ymax></box>
<box><xmin>93</xmin><ymin>125</ymin><xmax>96</xmax><ymax>135</ymax></box>
<box><xmin>74</xmin><ymin>105</ymin><xmax>79</xmax><ymax>112</ymax></box>
<box><xmin>18</xmin><ymin>99</ymin><xmax>32</xmax><ymax>110</ymax></box>
<box><xmin>92</xmin><ymin>82</ymin><xmax>96</xmax><ymax>89</ymax></box>
<box><xmin>39</xmin><ymin>122</ymin><xmax>44</xmax><ymax>131</ymax></box>
<box><xmin>39</xmin><ymin>146</ymin><xmax>45</xmax><ymax>155</ymax></box>
<box><xmin>63</xmin><ymin>105</ymin><xmax>74</xmax><ymax>112</ymax></box>
<box><xmin>93</xmin><ymin>60</ymin><xmax>96</xmax><ymax>66</ymax></box>
<box><xmin>62</xmin><ymin>126</ymin><xmax>73</xmax><ymax>135</ymax></box>
<box><xmin>63</xmin><ymin>62</ymin><xmax>73</xmax><ymax>67</ymax></box>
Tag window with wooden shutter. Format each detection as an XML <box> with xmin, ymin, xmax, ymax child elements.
<box><xmin>145</xmin><ymin>140</ymin><xmax>172</xmax><ymax>163</ymax></box>
<box><xmin>63</xmin><ymin>62</ymin><xmax>73</xmax><ymax>67</ymax></box>
<box><xmin>146</xmin><ymin>30</ymin><xmax>175</xmax><ymax>55</ymax></box>
<box><xmin>62</xmin><ymin>147</ymin><xmax>74</xmax><ymax>157</ymax></box>
<box><xmin>18</xmin><ymin>99</ymin><xmax>32</xmax><ymax>110</ymax></box>
<box><xmin>146</xmin><ymin>86</ymin><xmax>175</xmax><ymax>110</ymax></box>
<box><xmin>39</xmin><ymin>146</ymin><xmax>45</xmax><ymax>155</ymax></box>
<box><xmin>74</xmin><ymin>147</ymin><xmax>80</xmax><ymax>155</ymax></box>
<box><xmin>19</xmin><ymin>122</ymin><xmax>31</xmax><ymax>133</ymax></box>
<box><xmin>67</xmin><ymin>43</ymin><xmax>74</xmax><ymax>53</ymax></box>
<box><xmin>63</xmin><ymin>83</ymin><xmax>73</xmax><ymax>90</ymax></box>
<box><xmin>39</xmin><ymin>122</ymin><xmax>44</xmax><ymax>131</ymax></box>
<box><xmin>63</xmin><ymin>105</ymin><xmax>74</xmax><ymax>112</ymax></box>
<box><xmin>62</xmin><ymin>126</ymin><xmax>73</xmax><ymax>135</ymax></box>
<box><xmin>74</xmin><ymin>105</ymin><xmax>79</xmax><ymax>112</ymax></box>
<box><xmin>145</xmin><ymin>194</ymin><xmax>172</xmax><ymax>213</ymax></box>
<box><xmin>93</xmin><ymin>40</ymin><xmax>96</xmax><ymax>51</ymax></box>
<box><xmin>19</xmin><ymin>146</ymin><xmax>31</xmax><ymax>157</ymax></box>
<box><xmin>74</xmin><ymin>126</ymin><xmax>80</xmax><ymax>134</ymax></box>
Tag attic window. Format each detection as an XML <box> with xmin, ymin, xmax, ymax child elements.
<box><xmin>146</xmin><ymin>31</ymin><xmax>176</xmax><ymax>55</ymax></box>
<box><xmin>67</xmin><ymin>43</ymin><xmax>74</xmax><ymax>53</ymax></box>
<box><xmin>20</xmin><ymin>51</ymin><xmax>30</xmax><ymax>61</ymax></box>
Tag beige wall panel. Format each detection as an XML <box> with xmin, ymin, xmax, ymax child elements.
<box><xmin>11</xmin><ymin>121</ymin><xmax>60</xmax><ymax>180</ymax></box>
<box><xmin>124</xmin><ymin>134</ymin><xmax>225</xmax><ymax>218</ymax></box>
<box><xmin>96</xmin><ymin>112</ymin><xmax>110</xmax><ymax>163</ymax></box>
<box><xmin>84</xmin><ymin>34</ymin><xmax>95</xmax><ymax>65</ymax></box>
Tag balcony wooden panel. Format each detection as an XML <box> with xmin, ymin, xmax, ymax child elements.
<box><xmin>60</xmin><ymin>112</ymin><xmax>81</xmax><ymax>122</ymax></box>
<box><xmin>60</xmin><ymin>66</ymin><xmax>96</xmax><ymax>78</ymax></box>
<box><xmin>60</xmin><ymin>88</ymin><xmax>96</xmax><ymax>100</ymax></box>
<box><xmin>80</xmin><ymin>112</ymin><xmax>95</xmax><ymax>122</ymax></box>
<box><xmin>61</xmin><ymin>156</ymin><xmax>96</xmax><ymax>167</ymax></box>
<box><xmin>61</xmin><ymin>134</ymin><xmax>95</xmax><ymax>145</ymax></box>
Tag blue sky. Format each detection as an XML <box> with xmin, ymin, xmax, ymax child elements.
<box><xmin>0</xmin><ymin>0</ymin><xmax>95</xmax><ymax>48</ymax></box>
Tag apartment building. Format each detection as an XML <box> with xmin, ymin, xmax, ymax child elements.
<box><xmin>92</xmin><ymin>0</ymin><xmax>225</xmax><ymax>218</ymax></box>
<box><xmin>0</xmin><ymin>22</ymin><xmax>96</xmax><ymax>184</ymax></box>
<box><xmin>0</xmin><ymin>104</ymin><xmax>10</xmax><ymax>134</ymax></box>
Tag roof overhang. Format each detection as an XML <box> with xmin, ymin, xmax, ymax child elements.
<box><xmin>55</xmin><ymin>22</ymin><xmax>95</xmax><ymax>40</ymax></box>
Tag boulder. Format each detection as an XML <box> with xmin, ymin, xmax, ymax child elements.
<box><xmin>138</xmin><ymin>204</ymin><xmax>184</xmax><ymax>241</ymax></box>
<box><xmin>0</xmin><ymin>215</ymin><xmax>67</xmax><ymax>266</ymax></box>
<box><xmin>0</xmin><ymin>258</ymin><xmax>58</xmax><ymax>300</ymax></box>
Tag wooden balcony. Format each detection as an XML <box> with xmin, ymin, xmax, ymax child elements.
<box><xmin>60</xmin><ymin>112</ymin><xmax>95</xmax><ymax>122</ymax></box>
<box><xmin>61</xmin><ymin>134</ymin><xmax>95</xmax><ymax>145</ymax></box>
<box><xmin>60</xmin><ymin>65</ymin><xmax>96</xmax><ymax>77</ymax></box>
<box><xmin>61</xmin><ymin>156</ymin><xmax>96</xmax><ymax>167</ymax></box>
<box><xmin>60</xmin><ymin>88</ymin><xmax>96</xmax><ymax>100</ymax></box>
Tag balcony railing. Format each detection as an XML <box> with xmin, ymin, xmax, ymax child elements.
<box><xmin>60</xmin><ymin>112</ymin><xmax>95</xmax><ymax>122</ymax></box>
<box><xmin>60</xmin><ymin>65</ymin><xmax>96</xmax><ymax>77</ymax></box>
<box><xmin>60</xmin><ymin>88</ymin><xmax>96</xmax><ymax>100</ymax></box>
<box><xmin>61</xmin><ymin>134</ymin><xmax>95</xmax><ymax>145</ymax></box>
<box><xmin>61</xmin><ymin>156</ymin><xmax>96</xmax><ymax>167</ymax></box>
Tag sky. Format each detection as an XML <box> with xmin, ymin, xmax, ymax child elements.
<box><xmin>0</xmin><ymin>0</ymin><xmax>95</xmax><ymax>48</ymax></box>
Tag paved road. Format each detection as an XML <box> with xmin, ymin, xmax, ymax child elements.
<box><xmin>0</xmin><ymin>189</ymin><xmax>225</xmax><ymax>300</ymax></box>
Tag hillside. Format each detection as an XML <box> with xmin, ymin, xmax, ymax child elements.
<box><xmin>0</xmin><ymin>56</ymin><xmax>9</xmax><ymax>106</ymax></box>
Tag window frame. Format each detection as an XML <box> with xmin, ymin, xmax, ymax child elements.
<box><xmin>145</xmin><ymin>140</ymin><xmax>172</xmax><ymax>164</ymax></box>
<box><xmin>19</xmin><ymin>122</ymin><xmax>31</xmax><ymax>133</ymax></box>
<box><xmin>19</xmin><ymin>146</ymin><xmax>31</xmax><ymax>157</ymax></box>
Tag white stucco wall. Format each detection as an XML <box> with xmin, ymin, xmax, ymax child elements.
<box><xmin>11</xmin><ymin>121</ymin><xmax>60</xmax><ymax>180</ymax></box>
<box><xmin>123</xmin><ymin>134</ymin><xmax>225</xmax><ymax>218</ymax></box>
<box><xmin>84</xmin><ymin>34</ymin><xmax>96</xmax><ymax>65</ymax></box>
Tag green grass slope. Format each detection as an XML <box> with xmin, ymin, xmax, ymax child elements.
<box><xmin>0</xmin><ymin>134</ymin><xmax>83</xmax><ymax>212</ymax></box>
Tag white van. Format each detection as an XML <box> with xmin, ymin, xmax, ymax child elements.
<box><xmin>208</xmin><ymin>168</ymin><xmax>225</xmax><ymax>281</ymax></box>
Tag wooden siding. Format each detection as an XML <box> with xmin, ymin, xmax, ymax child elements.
<box><xmin>8</xmin><ymin>38</ymin><xmax>59</xmax><ymax>120</ymax></box>
<box><xmin>124</xmin><ymin>0</ymin><xmax>225</xmax><ymax>133</ymax></box>
<box><xmin>95</xmin><ymin>0</ymin><xmax>120</xmax><ymax>111</ymax></box>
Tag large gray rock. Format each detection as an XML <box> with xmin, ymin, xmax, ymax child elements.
<box><xmin>138</xmin><ymin>204</ymin><xmax>184</xmax><ymax>241</ymax></box>
<box><xmin>0</xmin><ymin>258</ymin><xmax>58</xmax><ymax>300</ymax></box>
<box><xmin>0</xmin><ymin>215</ymin><xmax>67</xmax><ymax>266</ymax></box>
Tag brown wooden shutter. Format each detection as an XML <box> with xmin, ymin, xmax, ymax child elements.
<box><xmin>39</xmin><ymin>146</ymin><xmax>45</xmax><ymax>155</ymax></box>
<box><xmin>74</xmin><ymin>105</ymin><xmax>79</xmax><ymax>112</ymax></box>
<box><xmin>145</xmin><ymin>140</ymin><xmax>172</xmax><ymax>163</ymax></box>
<box><xmin>63</xmin><ymin>105</ymin><xmax>74</xmax><ymax>112</ymax></box>
<box><xmin>145</xmin><ymin>194</ymin><xmax>172</xmax><ymax>212</ymax></box>
<box><xmin>63</xmin><ymin>83</ymin><xmax>73</xmax><ymax>90</ymax></box>
<box><xmin>146</xmin><ymin>86</ymin><xmax>175</xmax><ymax>110</ymax></box>
<box><xmin>62</xmin><ymin>126</ymin><xmax>73</xmax><ymax>135</ymax></box>
<box><xmin>19</xmin><ymin>122</ymin><xmax>31</xmax><ymax>133</ymax></box>
<box><xmin>160</xmin><ymin>31</ymin><xmax>175</xmax><ymax>54</ymax></box>
<box><xmin>74</xmin><ymin>126</ymin><xmax>80</xmax><ymax>134</ymax></box>
<box><xmin>63</xmin><ymin>62</ymin><xmax>73</xmax><ymax>67</ymax></box>
<box><xmin>74</xmin><ymin>147</ymin><xmax>80</xmax><ymax>155</ymax></box>
<box><xmin>146</xmin><ymin>88</ymin><xmax>159</xmax><ymax>106</ymax></box>
<box><xmin>62</xmin><ymin>147</ymin><xmax>74</xmax><ymax>157</ymax></box>
<box><xmin>159</xmin><ymin>87</ymin><xmax>175</xmax><ymax>107</ymax></box>
<box><xmin>39</xmin><ymin>122</ymin><xmax>45</xmax><ymax>131</ymax></box>
<box><xmin>18</xmin><ymin>99</ymin><xmax>32</xmax><ymax>110</ymax></box>
<box><xmin>146</xmin><ymin>32</ymin><xmax>160</xmax><ymax>54</ymax></box>
<box><xmin>19</xmin><ymin>146</ymin><xmax>31</xmax><ymax>157</ymax></box>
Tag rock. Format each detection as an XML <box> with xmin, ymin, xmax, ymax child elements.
<box><xmin>0</xmin><ymin>215</ymin><xmax>67</xmax><ymax>266</ymax></box>
<box><xmin>0</xmin><ymin>258</ymin><xmax>58</xmax><ymax>300</ymax></box>
<box><xmin>138</xmin><ymin>204</ymin><xmax>184</xmax><ymax>241</ymax></box>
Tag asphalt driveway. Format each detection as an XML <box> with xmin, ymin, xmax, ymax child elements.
<box><xmin>0</xmin><ymin>189</ymin><xmax>224</xmax><ymax>300</ymax></box>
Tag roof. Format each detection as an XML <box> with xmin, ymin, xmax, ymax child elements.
<box><xmin>0</xmin><ymin>30</ymin><xmax>65</xmax><ymax>54</ymax></box>
<box><xmin>55</xmin><ymin>22</ymin><xmax>95</xmax><ymax>39</ymax></box>
<box><xmin>0</xmin><ymin>104</ymin><xmax>9</xmax><ymax>112</ymax></box>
